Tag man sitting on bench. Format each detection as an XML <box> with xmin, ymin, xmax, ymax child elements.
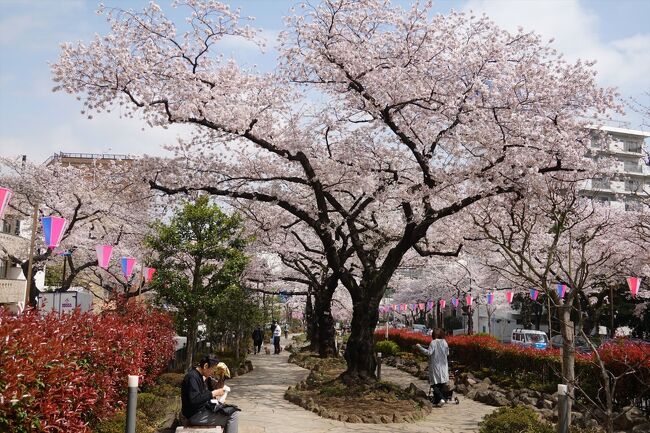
<box><xmin>181</xmin><ymin>355</ymin><xmax>239</xmax><ymax>432</ymax></box>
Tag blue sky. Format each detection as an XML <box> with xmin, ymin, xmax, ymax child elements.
<box><xmin>1</xmin><ymin>0</ymin><xmax>649</xmax><ymax>163</ymax></box>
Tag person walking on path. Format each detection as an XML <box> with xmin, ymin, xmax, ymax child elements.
<box><xmin>252</xmin><ymin>325</ymin><xmax>264</xmax><ymax>354</ymax></box>
<box><xmin>180</xmin><ymin>355</ymin><xmax>239</xmax><ymax>432</ymax></box>
<box><xmin>283</xmin><ymin>323</ymin><xmax>289</xmax><ymax>339</ymax></box>
<box><xmin>416</xmin><ymin>328</ymin><xmax>453</xmax><ymax>406</ymax></box>
<box><xmin>272</xmin><ymin>321</ymin><xmax>282</xmax><ymax>354</ymax></box>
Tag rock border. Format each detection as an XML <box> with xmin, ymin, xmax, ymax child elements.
<box><xmin>384</xmin><ymin>354</ymin><xmax>650</xmax><ymax>432</ymax></box>
<box><xmin>284</xmin><ymin>348</ymin><xmax>432</xmax><ymax>423</ymax></box>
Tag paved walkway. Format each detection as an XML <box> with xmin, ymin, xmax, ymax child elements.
<box><xmin>226</xmin><ymin>347</ymin><xmax>496</xmax><ymax>433</ymax></box>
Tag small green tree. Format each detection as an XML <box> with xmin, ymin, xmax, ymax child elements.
<box><xmin>146</xmin><ymin>196</ymin><xmax>249</xmax><ymax>369</ymax></box>
<box><xmin>205</xmin><ymin>284</ymin><xmax>262</xmax><ymax>364</ymax></box>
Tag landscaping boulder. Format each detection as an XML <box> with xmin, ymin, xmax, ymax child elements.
<box><xmin>632</xmin><ymin>423</ymin><xmax>650</xmax><ymax>432</ymax></box>
<box><xmin>455</xmin><ymin>384</ymin><xmax>468</xmax><ymax>395</ymax></box>
<box><xmin>404</xmin><ymin>383</ymin><xmax>428</xmax><ymax>400</ymax></box>
<box><xmin>615</xmin><ymin>407</ymin><xmax>648</xmax><ymax>431</ymax></box>
<box><xmin>482</xmin><ymin>391</ymin><xmax>509</xmax><ymax>407</ymax></box>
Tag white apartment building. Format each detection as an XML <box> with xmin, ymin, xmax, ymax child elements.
<box><xmin>0</xmin><ymin>213</ymin><xmax>43</xmax><ymax>313</ymax></box>
<box><xmin>583</xmin><ymin>125</ymin><xmax>650</xmax><ymax>211</ymax></box>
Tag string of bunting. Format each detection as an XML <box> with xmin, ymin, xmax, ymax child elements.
<box><xmin>0</xmin><ymin>187</ymin><xmax>157</xmax><ymax>285</ymax></box>
<box><xmin>0</xmin><ymin>186</ymin><xmax>644</xmax><ymax>300</ymax></box>
<box><xmin>377</xmin><ymin>279</ymin><xmax>644</xmax><ymax>313</ymax></box>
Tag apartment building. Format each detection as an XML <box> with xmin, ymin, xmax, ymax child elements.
<box><xmin>583</xmin><ymin>126</ymin><xmax>650</xmax><ymax>211</ymax></box>
<box><xmin>0</xmin><ymin>213</ymin><xmax>41</xmax><ymax>313</ymax></box>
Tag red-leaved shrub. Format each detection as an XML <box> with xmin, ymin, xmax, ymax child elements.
<box><xmin>375</xmin><ymin>329</ymin><xmax>649</xmax><ymax>406</ymax></box>
<box><xmin>0</xmin><ymin>298</ymin><xmax>175</xmax><ymax>433</ymax></box>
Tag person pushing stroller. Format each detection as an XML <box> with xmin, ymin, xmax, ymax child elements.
<box><xmin>415</xmin><ymin>328</ymin><xmax>459</xmax><ymax>406</ymax></box>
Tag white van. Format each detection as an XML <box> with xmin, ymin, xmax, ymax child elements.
<box><xmin>511</xmin><ymin>329</ymin><xmax>548</xmax><ymax>350</ymax></box>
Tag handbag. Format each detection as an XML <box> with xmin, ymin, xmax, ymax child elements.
<box><xmin>211</xmin><ymin>403</ymin><xmax>241</xmax><ymax>416</ymax></box>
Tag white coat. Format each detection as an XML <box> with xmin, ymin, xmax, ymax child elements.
<box><xmin>417</xmin><ymin>338</ymin><xmax>449</xmax><ymax>385</ymax></box>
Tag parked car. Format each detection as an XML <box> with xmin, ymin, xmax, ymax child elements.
<box><xmin>411</xmin><ymin>324</ymin><xmax>430</xmax><ymax>335</ymax></box>
<box><xmin>511</xmin><ymin>329</ymin><xmax>548</xmax><ymax>350</ymax></box>
<box><xmin>549</xmin><ymin>334</ymin><xmax>594</xmax><ymax>353</ymax></box>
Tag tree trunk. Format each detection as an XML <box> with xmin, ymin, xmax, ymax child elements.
<box><xmin>305</xmin><ymin>290</ymin><xmax>318</xmax><ymax>351</ymax></box>
<box><xmin>314</xmin><ymin>288</ymin><xmax>337</xmax><ymax>357</ymax></box>
<box><xmin>186</xmin><ymin>319</ymin><xmax>198</xmax><ymax>370</ymax></box>
<box><xmin>434</xmin><ymin>301</ymin><xmax>440</xmax><ymax>330</ymax></box>
<box><xmin>342</xmin><ymin>294</ymin><xmax>380</xmax><ymax>383</ymax></box>
<box><xmin>20</xmin><ymin>261</ymin><xmax>41</xmax><ymax>307</ymax></box>
<box><xmin>467</xmin><ymin>306</ymin><xmax>474</xmax><ymax>335</ymax></box>
<box><xmin>559</xmin><ymin>305</ymin><xmax>575</xmax><ymax>426</ymax></box>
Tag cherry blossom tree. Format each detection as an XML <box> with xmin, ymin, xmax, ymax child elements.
<box><xmin>241</xmin><ymin>206</ymin><xmax>340</xmax><ymax>356</ymax></box>
<box><xmin>52</xmin><ymin>0</ymin><xmax>616</xmax><ymax>381</ymax></box>
<box><xmin>469</xmin><ymin>176</ymin><xmax>642</xmax><ymax>423</ymax></box>
<box><xmin>0</xmin><ymin>157</ymin><xmax>152</xmax><ymax>306</ymax></box>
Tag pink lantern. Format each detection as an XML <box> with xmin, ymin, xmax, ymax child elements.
<box><xmin>505</xmin><ymin>291</ymin><xmax>514</xmax><ymax>304</ymax></box>
<box><xmin>627</xmin><ymin>277</ymin><xmax>641</xmax><ymax>298</ymax></box>
<box><xmin>530</xmin><ymin>288</ymin><xmax>539</xmax><ymax>301</ymax></box>
<box><xmin>466</xmin><ymin>295</ymin><xmax>473</xmax><ymax>307</ymax></box>
<box><xmin>439</xmin><ymin>299</ymin><xmax>446</xmax><ymax>309</ymax></box>
<box><xmin>0</xmin><ymin>187</ymin><xmax>12</xmax><ymax>220</ymax></box>
<box><xmin>391</xmin><ymin>304</ymin><xmax>397</xmax><ymax>311</ymax></box>
<box><xmin>41</xmin><ymin>216</ymin><xmax>67</xmax><ymax>249</ymax></box>
<box><xmin>487</xmin><ymin>293</ymin><xmax>494</xmax><ymax>305</ymax></box>
<box><xmin>418</xmin><ymin>302</ymin><xmax>425</xmax><ymax>311</ymax></box>
<box><xmin>120</xmin><ymin>256</ymin><xmax>137</xmax><ymax>278</ymax></box>
<box><xmin>95</xmin><ymin>245</ymin><xmax>113</xmax><ymax>269</ymax></box>
<box><xmin>143</xmin><ymin>267</ymin><xmax>156</xmax><ymax>282</ymax></box>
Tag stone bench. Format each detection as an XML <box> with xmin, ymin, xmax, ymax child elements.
<box><xmin>175</xmin><ymin>427</ymin><xmax>223</xmax><ymax>433</ymax></box>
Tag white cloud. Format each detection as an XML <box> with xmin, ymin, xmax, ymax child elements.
<box><xmin>463</xmin><ymin>0</ymin><xmax>650</xmax><ymax>95</ymax></box>
<box><xmin>0</xmin><ymin>14</ymin><xmax>44</xmax><ymax>45</ymax></box>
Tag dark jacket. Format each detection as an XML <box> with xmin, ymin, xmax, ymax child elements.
<box><xmin>181</xmin><ymin>367</ymin><xmax>211</xmax><ymax>418</ymax></box>
<box><xmin>252</xmin><ymin>328</ymin><xmax>263</xmax><ymax>343</ymax></box>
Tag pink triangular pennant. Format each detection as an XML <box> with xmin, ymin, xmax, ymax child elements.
<box><xmin>627</xmin><ymin>277</ymin><xmax>641</xmax><ymax>298</ymax></box>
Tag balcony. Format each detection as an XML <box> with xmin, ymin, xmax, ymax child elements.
<box><xmin>625</xmin><ymin>180</ymin><xmax>643</xmax><ymax>193</ymax></box>
<box><xmin>0</xmin><ymin>279</ymin><xmax>27</xmax><ymax>304</ymax></box>
<box><xmin>622</xmin><ymin>140</ymin><xmax>643</xmax><ymax>154</ymax></box>
<box><xmin>623</xmin><ymin>161</ymin><xmax>644</xmax><ymax>174</ymax></box>
<box><xmin>591</xmin><ymin>179</ymin><xmax>611</xmax><ymax>190</ymax></box>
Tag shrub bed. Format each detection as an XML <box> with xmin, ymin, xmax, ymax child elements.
<box><xmin>375</xmin><ymin>329</ymin><xmax>649</xmax><ymax>407</ymax></box>
<box><xmin>0</xmin><ymin>299</ymin><xmax>176</xmax><ymax>433</ymax></box>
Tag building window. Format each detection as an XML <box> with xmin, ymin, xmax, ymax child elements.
<box><xmin>0</xmin><ymin>259</ymin><xmax>6</xmax><ymax>279</ymax></box>
<box><xmin>625</xmin><ymin>179</ymin><xmax>642</xmax><ymax>192</ymax></box>
<box><xmin>594</xmin><ymin>197</ymin><xmax>611</xmax><ymax>207</ymax></box>
<box><xmin>625</xmin><ymin>201</ymin><xmax>643</xmax><ymax>212</ymax></box>
<box><xmin>623</xmin><ymin>140</ymin><xmax>642</xmax><ymax>153</ymax></box>
<box><xmin>623</xmin><ymin>161</ymin><xmax>643</xmax><ymax>173</ymax></box>
<box><xmin>589</xmin><ymin>131</ymin><xmax>607</xmax><ymax>149</ymax></box>
<box><xmin>592</xmin><ymin>178</ymin><xmax>611</xmax><ymax>189</ymax></box>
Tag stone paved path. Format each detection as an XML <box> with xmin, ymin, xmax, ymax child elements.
<box><xmin>226</xmin><ymin>345</ymin><xmax>496</xmax><ymax>433</ymax></box>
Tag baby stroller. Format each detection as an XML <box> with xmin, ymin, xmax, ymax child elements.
<box><xmin>428</xmin><ymin>383</ymin><xmax>460</xmax><ymax>405</ymax></box>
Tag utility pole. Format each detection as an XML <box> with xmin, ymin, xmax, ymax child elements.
<box><xmin>610</xmin><ymin>285</ymin><xmax>615</xmax><ymax>338</ymax></box>
<box><xmin>24</xmin><ymin>205</ymin><xmax>39</xmax><ymax>307</ymax></box>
